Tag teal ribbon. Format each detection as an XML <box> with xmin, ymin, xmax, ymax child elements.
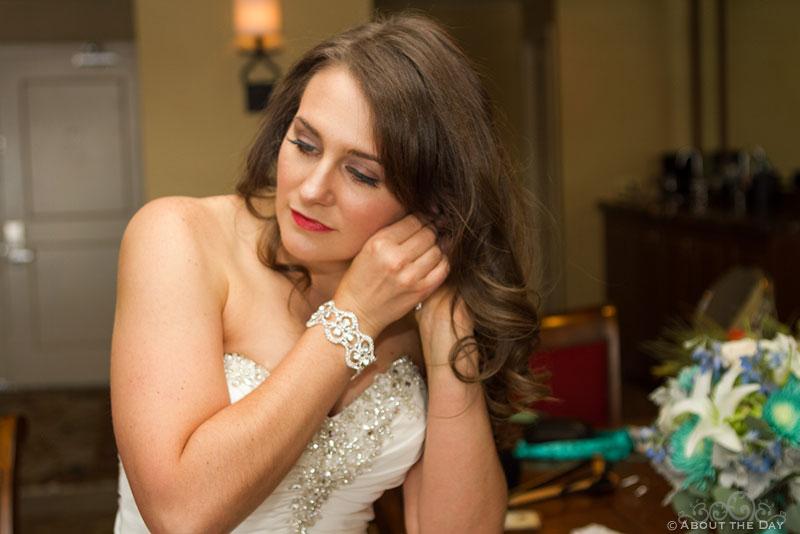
<box><xmin>513</xmin><ymin>429</ymin><xmax>634</xmax><ymax>462</ymax></box>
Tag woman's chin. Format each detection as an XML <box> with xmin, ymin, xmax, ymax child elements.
<box><xmin>279</xmin><ymin>236</ymin><xmax>352</xmax><ymax>269</ymax></box>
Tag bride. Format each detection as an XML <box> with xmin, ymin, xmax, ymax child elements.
<box><xmin>111</xmin><ymin>13</ymin><xmax>545</xmax><ymax>534</ymax></box>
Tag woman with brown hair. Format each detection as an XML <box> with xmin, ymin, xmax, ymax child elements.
<box><xmin>111</xmin><ymin>13</ymin><xmax>544</xmax><ymax>534</ymax></box>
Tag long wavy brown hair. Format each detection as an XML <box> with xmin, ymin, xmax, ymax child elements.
<box><xmin>237</xmin><ymin>13</ymin><xmax>548</xmax><ymax>425</ymax></box>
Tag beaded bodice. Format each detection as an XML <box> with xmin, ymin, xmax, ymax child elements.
<box><xmin>114</xmin><ymin>354</ymin><xmax>427</xmax><ymax>534</ymax></box>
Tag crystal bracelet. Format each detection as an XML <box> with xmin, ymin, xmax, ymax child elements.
<box><xmin>306</xmin><ymin>300</ymin><xmax>376</xmax><ymax>378</ymax></box>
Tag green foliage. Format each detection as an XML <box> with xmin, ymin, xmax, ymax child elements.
<box><xmin>737</xmin><ymin>413</ymin><xmax>775</xmax><ymax>440</ymax></box>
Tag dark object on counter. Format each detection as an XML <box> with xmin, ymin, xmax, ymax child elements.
<box><xmin>786</xmin><ymin>172</ymin><xmax>800</xmax><ymax>214</ymax></box>
<box><xmin>661</xmin><ymin>153</ymin><xmax>685</xmax><ymax>201</ymax></box>
<box><xmin>661</xmin><ymin>151</ymin><xmax>703</xmax><ymax>203</ymax></box>
<box><xmin>710</xmin><ymin>149</ymin><xmax>747</xmax><ymax>212</ymax></box>
<box><xmin>748</xmin><ymin>170</ymin><xmax>782</xmax><ymax>218</ymax></box>
<box><xmin>508</xmin><ymin>455</ymin><xmax>619</xmax><ymax>507</ymax></box>
<box><xmin>523</xmin><ymin>417</ymin><xmax>594</xmax><ymax>444</ymax></box>
<box><xmin>660</xmin><ymin>148</ymin><xmax>709</xmax><ymax>213</ymax></box>
<box><xmin>499</xmin><ymin>447</ymin><xmax>521</xmax><ymax>489</ymax></box>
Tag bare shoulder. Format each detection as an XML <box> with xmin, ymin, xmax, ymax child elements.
<box><xmin>125</xmin><ymin>195</ymin><xmax>223</xmax><ymax>240</ymax></box>
<box><xmin>124</xmin><ymin>195</ymin><xmax>243</xmax><ymax>252</ymax></box>
<box><xmin>120</xmin><ymin>196</ymin><xmax>232</xmax><ymax>301</ymax></box>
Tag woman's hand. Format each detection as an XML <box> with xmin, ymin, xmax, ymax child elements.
<box><xmin>334</xmin><ymin>214</ymin><xmax>449</xmax><ymax>337</ymax></box>
<box><xmin>414</xmin><ymin>286</ymin><xmax>472</xmax><ymax>341</ymax></box>
<box><xmin>414</xmin><ymin>286</ymin><xmax>475</xmax><ymax>371</ymax></box>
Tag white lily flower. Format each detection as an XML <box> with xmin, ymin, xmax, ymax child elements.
<box><xmin>783</xmin><ymin>335</ymin><xmax>800</xmax><ymax>379</ymax></box>
<box><xmin>668</xmin><ymin>366</ymin><xmax>760</xmax><ymax>456</ymax></box>
<box><xmin>652</xmin><ymin>378</ymin><xmax>688</xmax><ymax>433</ymax></box>
<box><xmin>770</xmin><ymin>333</ymin><xmax>800</xmax><ymax>384</ymax></box>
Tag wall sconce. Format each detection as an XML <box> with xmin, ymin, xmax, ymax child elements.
<box><xmin>235</xmin><ymin>0</ymin><xmax>282</xmax><ymax>112</ymax></box>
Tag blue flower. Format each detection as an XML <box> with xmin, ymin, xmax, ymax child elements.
<box><xmin>742</xmin><ymin>452</ymin><xmax>773</xmax><ymax>474</ymax></box>
<box><xmin>670</xmin><ymin>418</ymin><xmax>716</xmax><ymax>490</ymax></box>
<box><xmin>739</xmin><ymin>356</ymin><xmax>776</xmax><ymax>394</ymax></box>
<box><xmin>693</xmin><ymin>345</ymin><xmax>725</xmax><ymax>378</ymax></box>
<box><xmin>740</xmin><ymin>356</ymin><xmax>760</xmax><ymax>379</ymax></box>
<box><xmin>766</xmin><ymin>439</ymin><xmax>782</xmax><ymax>459</ymax></box>
<box><xmin>766</xmin><ymin>350</ymin><xmax>784</xmax><ymax>370</ymax></box>
<box><xmin>645</xmin><ymin>444</ymin><xmax>667</xmax><ymax>463</ymax></box>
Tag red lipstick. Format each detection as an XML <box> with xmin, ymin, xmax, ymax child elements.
<box><xmin>291</xmin><ymin>209</ymin><xmax>333</xmax><ymax>232</ymax></box>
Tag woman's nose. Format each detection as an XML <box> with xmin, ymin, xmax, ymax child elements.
<box><xmin>298</xmin><ymin>162</ymin><xmax>336</xmax><ymax>206</ymax></box>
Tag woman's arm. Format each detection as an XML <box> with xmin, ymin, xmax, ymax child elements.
<box><xmin>111</xmin><ymin>197</ymin><xmax>356</xmax><ymax>533</ymax></box>
<box><xmin>111</xmin><ymin>198</ymin><xmax>447</xmax><ymax>534</ymax></box>
<box><xmin>403</xmin><ymin>292</ymin><xmax>507</xmax><ymax>534</ymax></box>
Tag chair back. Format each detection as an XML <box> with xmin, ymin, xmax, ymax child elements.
<box><xmin>0</xmin><ymin>414</ymin><xmax>23</xmax><ymax>534</ymax></box>
<box><xmin>530</xmin><ymin>305</ymin><xmax>622</xmax><ymax>428</ymax></box>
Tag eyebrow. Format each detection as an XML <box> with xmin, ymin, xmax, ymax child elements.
<box><xmin>294</xmin><ymin>116</ymin><xmax>381</xmax><ymax>164</ymax></box>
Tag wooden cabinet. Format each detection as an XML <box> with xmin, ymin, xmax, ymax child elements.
<box><xmin>601</xmin><ymin>202</ymin><xmax>800</xmax><ymax>386</ymax></box>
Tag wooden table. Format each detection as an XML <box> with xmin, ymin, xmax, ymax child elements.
<box><xmin>507</xmin><ymin>455</ymin><xmax>678</xmax><ymax>534</ymax></box>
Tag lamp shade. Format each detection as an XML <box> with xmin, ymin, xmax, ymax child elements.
<box><xmin>234</xmin><ymin>0</ymin><xmax>282</xmax><ymax>48</ymax></box>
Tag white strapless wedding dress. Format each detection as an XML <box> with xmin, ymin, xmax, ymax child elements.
<box><xmin>114</xmin><ymin>354</ymin><xmax>427</xmax><ymax>534</ymax></box>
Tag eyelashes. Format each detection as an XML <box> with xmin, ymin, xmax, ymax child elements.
<box><xmin>345</xmin><ymin>166</ymin><xmax>378</xmax><ymax>187</ymax></box>
<box><xmin>288</xmin><ymin>138</ymin><xmax>316</xmax><ymax>154</ymax></box>
<box><xmin>287</xmin><ymin>138</ymin><xmax>379</xmax><ymax>188</ymax></box>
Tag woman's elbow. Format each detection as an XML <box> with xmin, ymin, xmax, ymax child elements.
<box><xmin>418</xmin><ymin>503</ymin><xmax>507</xmax><ymax>534</ymax></box>
<box><xmin>134</xmin><ymin>479</ymin><xmax>234</xmax><ymax>534</ymax></box>
<box><xmin>141</xmin><ymin>503</ymin><xmax>234</xmax><ymax>534</ymax></box>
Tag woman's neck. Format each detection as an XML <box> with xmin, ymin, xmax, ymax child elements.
<box><xmin>276</xmin><ymin>246</ymin><xmax>349</xmax><ymax>311</ymax></box>
<box><xmin>306</xmin><ymin>270</ymin><xmax>345</xmax><ymax>308</ymax></box>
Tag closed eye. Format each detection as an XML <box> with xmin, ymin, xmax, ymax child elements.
<box><xmin>346</xmin><ymin>166</ymin><xmax>378</xmax><ymax>187</ymax></box>
<box><xmin>288</xmin><ymin>138</ymin><xmax>317</xmax><ymax>155</ymax></box>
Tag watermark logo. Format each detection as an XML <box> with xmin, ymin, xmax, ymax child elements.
<box><xmin>666</xmin><ymin>491</ymin><xmax>786</xmax><ymax>532</ymax></box>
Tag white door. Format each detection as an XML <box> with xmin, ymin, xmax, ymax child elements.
<box><xmin>0</xmin><ymin>42</ymin><xmax>141</xmax><ymax>387</ymax></box>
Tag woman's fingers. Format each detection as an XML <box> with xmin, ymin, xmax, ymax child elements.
<box><xmin>399</xmin><ymin>223</ymin><xmax>438</xmax><ymax>261</ymax></box>
<box><xmin>409</xmin><ymin>241</ymin><xmax>443</xmax><ymax>278</ymax></box>
<box><xmin>376</xmin><ymin>213</ymin><xmax>425</xmax><ymax>244</ymax></box>
<box><xmin>388</xmin><ymin>215</ymin><xmax>445</xmax><ymax>298</ymax></box>
<box><xmin>364</xmin><ymin>214</ymin><xmax>439</xmax><ymax>275</ymax></box>
<box><xmin>419</xmin><ymin>255</ymin><xmax>450</xmax><ymax>299</ymax></box>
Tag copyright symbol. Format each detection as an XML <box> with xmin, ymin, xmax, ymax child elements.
<box><xmin>667</xmin><ymin>521</ymin><xmax>677</xmax><ymax>531</ymax></box>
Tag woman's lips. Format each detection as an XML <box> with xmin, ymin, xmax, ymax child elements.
<box><xmin>291</xmin><ymin>209</ymin><xmax>333</xmax><ymax>232</ymax></box>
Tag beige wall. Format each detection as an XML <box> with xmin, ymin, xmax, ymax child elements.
<box><xmin>134</xmin><ymin>0</ymin><xmax>372</xmax><ymax>200</ymax></box>
<box><xmin>555</xmin><ymin>0</ymin><xmax>692</xmax><ymax>308</ymax></box>
<box><xmin>375</xmin><ymin>0</ymin><xmax>527</xmax><ymax>171</ymax></box>
<box><xmin>727</xmin><ymin>0</ymin><xmax>800</xmax><ymax>180</ymax></box>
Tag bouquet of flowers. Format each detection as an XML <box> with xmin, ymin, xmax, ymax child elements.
<box><xmin>636</xmin><ymin>323</ymin><xmax>800</xmax><ymax>533</ymax></box>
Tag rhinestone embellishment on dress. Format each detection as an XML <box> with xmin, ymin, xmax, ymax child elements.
<box><xmin>221</xmin><ymin>353</ymin><xmax>425</xmax><ymax>534</ymax></box>
<box><xmin>223</xmin><ymin>352</ymin><xmax>268</xmax><ymax>389</ymax></box>
<box><xmin>289</xmin><ymin>357</ymin><xmax>424</xmax><ymax>533</ymax></box>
